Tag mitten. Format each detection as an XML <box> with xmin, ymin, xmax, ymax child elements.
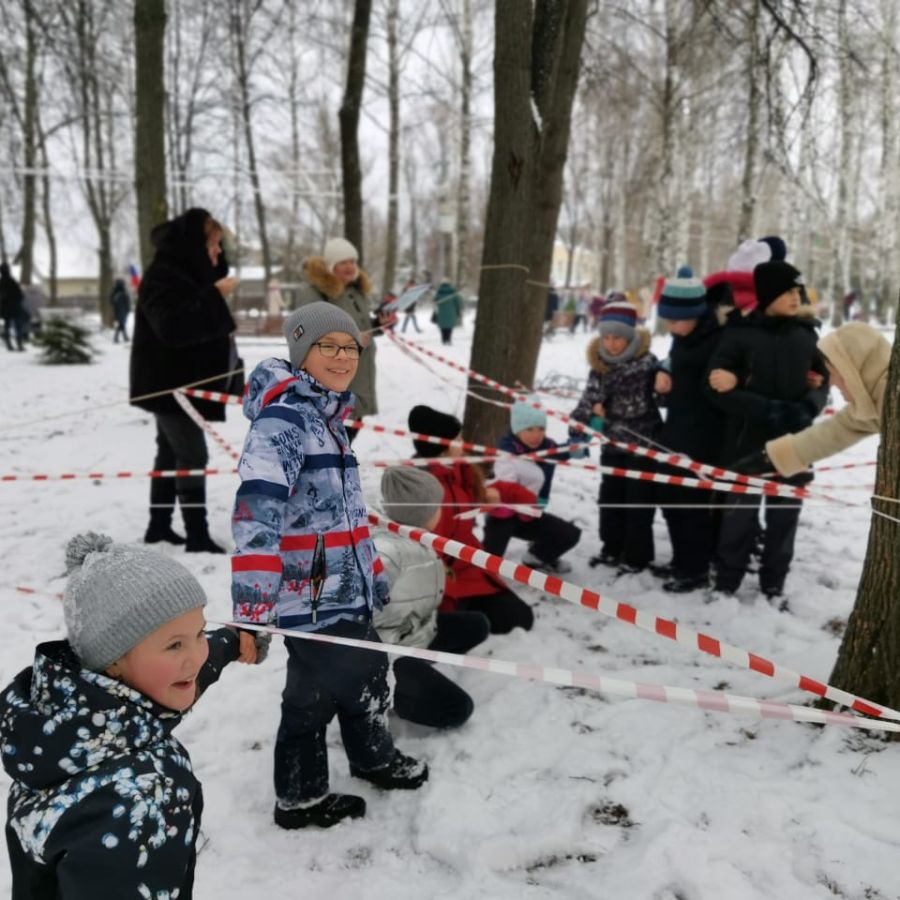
<box><xmin>253</xmin><ymin>631</ymin><xmax>272</xmax><ymax>665</ymax></box>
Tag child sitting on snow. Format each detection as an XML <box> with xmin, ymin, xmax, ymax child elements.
<box><xmin>570</xmin><ymin>300</ymin><xmax>662</xmax><ymax>574</ymax></box>
<box><xmin>0</xmin><ymin>532</ymin><xmax>267</xmax><ymax>898</ymax></box>
<box><xmin>705</xmin><ymin>261</ymin><xmax>829</xmax><ymax>603</ymax></box>
<box><xmin>374</xmin><ymin>467</ymin><xmax>490</xmax><ymax>729</ymax></box>
<box><xmin>407</xmin><ymin>404</ymin><xmax>535</xmax><ymax>634</ymax></box>
<box><xmin>482</xmin><ymin>400</ymin><xmax>581</xmax><ymax>574</ymax></box>
<box><xmin>231</xmin><ymin>302</ymin><xmax>427</xmax><ymax>831</ymax></box>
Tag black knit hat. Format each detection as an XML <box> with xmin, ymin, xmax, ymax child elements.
<box><xmin>408</xmin><ymin>405</ymin><xmax>461</xmax><ymax>457</ymax></box>
<box><xmin>753</xmin><ymin>260</ymin><xmax>803</xmax><ymax>311</ymax></box>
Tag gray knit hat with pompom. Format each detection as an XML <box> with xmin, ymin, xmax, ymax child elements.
<box><xmin>63</xmin><ymin>532</ymin><xmax>207</xmax><ymax>671</ymax></box>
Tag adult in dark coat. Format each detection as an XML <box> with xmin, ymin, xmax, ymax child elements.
<box><xmin>705</xmin><ymin>261</ymin><xmax>829</xmax><ymax>599</ymax></box>
<box><xmin>130</xmin><ymin>208</ymin><xmax>241</xmax><ymax>552</ymax></box>
<box><xmin>110</xmin><ymin>277</ymin><xmax>131</xmax><ymax>342</ymax></box>
<box><xmin>654</xmin><ymin>270</ymin><xmax>726</xmax><ymax>592</ymax></box>
<box><xmin>0</xmin><ymin>262</ymin><xmax>26</xmax><ymax>351</ymax></box>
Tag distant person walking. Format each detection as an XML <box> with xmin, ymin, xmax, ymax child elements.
<box><xmin>110</xmin><ymin>278</ymin><xmax>131</xmax><ymax>343</ymax></box>
<box><xmin>0</xmin><ymin>262</ymin><xmax>26</xmax><ymax>351</ymax></box>
<box><xmin>433</xmin><ymin>280</ymin><xmax>462</xmax><ymax>345</ymax></box>
<box><xmin>400</xmin><ymin>277</ymin><xmax>423</xmax><ymax>333</ymax></box>
<box><xmin>130</xmin><ymin>207</ymin><xmax>241</xmax><ymax>553</ymax></box>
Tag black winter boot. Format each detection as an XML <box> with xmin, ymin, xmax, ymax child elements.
<box><xmin>350</xmin><ymin>750</ymin><xmax>428</xmax><ymax>790</ymax></box>
<box><xmin>144</xmin><ymin>510</ymin><xmax>186</xmax><ymax>546</ymax></box>
<box><xmin>274</xmin><ymin>793</ymin><xmax>366</xmax><ymax>830</ymax></box>
<box><xmin>182</xmin><ymin>507</ymin><xmax>226</xmax><ymax>554</ymax></box>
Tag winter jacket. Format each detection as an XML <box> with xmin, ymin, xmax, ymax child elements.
<box><xmin>130</xmin><ymin>208</ymin><xmax>238</xmax><ymax>423</ymax></box>
<box><xmin>110</xmin><ymin>280</ymin><xmax>131</xmax><ymax>323</ymax></box>
<box><xmin>496</xmin><ymin>431</ymin><xmax>566</xmax><ymax>502</ymax></box>
<box><xmin>570</xmin><ymin>330</ymin><xmax>662</xmax><ymax>444</ymax></box>
<box><xmin>423</xmin><ymin>459</ymin><xmax>506</xmax><ymax>608</ymax></box>
<box><xmin>295</xmin><ymin>257</ymin><xmax>378</xmax><ymax>417</ymax></box>
<box><xmin>0</xmin><ymin>263</ymin><xmax>24</xmax><ymax>321</ymax></box>
<box><xmin>766</xmin><ymin>323</ymin><xmax>890</xmax><ymax>475</ymax></box>
<box><xmin>231</xmin><ymin>357</ymin><xmax>389</xmax><ymax>631</ymax></box>
<box><xmin>372</xmin><ymin>528</ymin><xmax>445</xmax><ymax>649</ymax></box>
<box><xmin>433</xmin><ymin>282</ymin><xmax>462</xmax><ymax>330</ymax></box>
<box><xmin>1</xmin><ymin>631</ymin><xmax>239</xmax><ymax>900</ymax></box>
<box><xmin>658</xmin><ymin>310</ymin><xmax>726</xmax><ymax>463</ymax></box>
<box><xmin>705</xmin><ymin>309</ymin><xmax>829</xmax><ymax>464</ymax></box>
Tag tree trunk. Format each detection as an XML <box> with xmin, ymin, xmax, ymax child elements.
<box><xmin>830</xmin><ymin>0</ymin><xmax>852</xmax><ymax>327</ymax></box>
<box><xmin>18</xmin><ymin>0</ymin><xmax>38</xmax><ymax>285</ymax></box>
<box><xmin>654</xmin><ymin>0</ymin><xmax>679</xmax><ymax>277</ymax></box>
<box><xmin>35</xmin><ymin>112</ymin><xmax>57</xmax><ymax>305</ymax></box>
<box><xmin>829</xmin><ymin>302</ymin><xmax>900</xmax><ymax>718</ymax></box>
<box><xmin>404</xmin><ymin>141</ymin><xmax>418</xmax><ymax>276</ymax></box>
<box><xmin>455</xmin><ymin>0</ymin><xmax>473</xmax><ymax>291</ymax></box>
<box><xmin>134</xmin><ymin>0</ymin><xmax>168</xmax><ymax>269</ymax></box>
<box><xmin>876</xmin><ymin>0</ymin><xmax>899</xmax><ymax>323</ymax></box>
<box><xmin>464</xmin><ymin>0</ymin><xmax>588</xmax><ymax>445</ymax></box>
<box><xmin>339</xmin><ymin>0</ymin><xmax>372</xmax><ymax>259</ymax></box>
<box><xmin>381</xmin><ymin>0</ymin><xmax>400</xmax><ymax>296</ymax></box>
<box><xmin>736</xmin><ymin>0</ymin><xmax>762</xmax><ymax>242</ymax></box>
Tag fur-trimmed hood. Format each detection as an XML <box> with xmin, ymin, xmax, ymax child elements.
<box><xmin>586</xmin><ymin>328</ymin><xmax>652</xmax><ymax>374</ymax></box>
<box><xmin>302</xmin><ymin>256</ymin><xmax>372</xmax><ymax>300</ymax></box>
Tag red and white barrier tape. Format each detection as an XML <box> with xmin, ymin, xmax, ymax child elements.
<box><xmin>816</xmin><ymin>460</ymin><xmax>877</xmax><ymax>473</ymax></box>
<box><xmin>220</xmin><ymin>620</ymin><xmax>899</xmax><ymax>734</ymax></box>
<box><xmin>367</xmin><ymin>512</ymin><xmax>900</xmax><ymax>720</ymax></box>
<box><xmin>0</xmin><ymin>467</ymin><xmax>237</xmax><ymax>483</ymax></box>
<box><xmin>174</xmin><ymin>390</ymin><xmax>242</xmax><ymax>461</ymax></box>
<box><xmin>182</xmin><ymin>387</ymin><xmax>243</xmax><ymax>406</ymax></box>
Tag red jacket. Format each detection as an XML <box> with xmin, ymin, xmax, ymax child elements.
<box><xmin>424</xmin><ymin>459</ymin><xmax>506</xmax><ymax>609</ymax></box>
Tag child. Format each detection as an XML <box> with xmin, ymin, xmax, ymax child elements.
<box><xmin>653</xmin><ymin>270</ymin><xmax>726</xmax><ymax>592</ymax></box>
<box><xmin>570</xmin><ymin>301</ymin><xmax>662</xmax><ymax>573</ymax></box>
<box><xmin>231</xmin><ymin>301</ymin><xmax>427</xmax><ymax>831</ymax></box>
<box><xmin>407</xmin><ymin>404</ymin><xmax>535</xmax><ymax>634</ymax></box>
<box><xmin>374</xmin><ymin>467</ymin><xmax>490</xmax><ymax>728</ymax></box>
<box><xmin>706</xmin><ymin>260</ymin><xmax>829</xmax><ymax>602</ymax></box>
<box><xmin>1</xmin><ymin>532</ymin><xmax>265</xmax><ymax>898</ymax></box>
<box><xmin>484</xmin><ymin>400</ymin><xmax>581</xmax><ymax>574</ymax></box>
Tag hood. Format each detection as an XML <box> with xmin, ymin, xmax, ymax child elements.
<box><xmin>242</xmin><ymin>356</ymin><xmax>354</xmax><ymax>422</ymax></box>
<box><xmin>818</xmin><ymin>323</ymin><xmax>890</xmax><ymax>423</ymax></box>
<box><xmin>0</xmin><ymin>641</ymin><xmax>179</xmax><ymax>792</ymax></box>
<box><xmin>586</xmin><ymin>328</ymin><xmax>652</xmax><ymax>374</ymax></box>
<box><xmin>303</xmin><ymin>256</ymin><xmax>372</xmax><ymax>300</ymax></box>
<box><xmin>704</xmin><ymin>269</ymin><xmax>758</xmax><ymax>311</ymax></box>
<box><xmin>150</xmin><ymin>207</ymin><xmax>228</xmax><ymax>286</ymax></box>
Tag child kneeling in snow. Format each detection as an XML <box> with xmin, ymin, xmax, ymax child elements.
<box><xmin>0</xmin><ymin>532</ymin><xmax>267</xmax><ymax>899</ymax></box>
<box><xmin>374</xmin><ymin>467</ymin><xmax>490</xmax><ymax>728</ymax></box>
<box><xmin>482</xmin><ymin>400</ymin><xmax>581</xmax><ymax>574</ymax></box>
<box><xmin>231</xmin><ymin>302</ymin><xmax>427</xmax><ymax>831</ymax></box>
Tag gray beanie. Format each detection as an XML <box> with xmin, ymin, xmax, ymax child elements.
<box><xmin>381</xmin><ymin>467</ymin><xmax>444</xmax><ymax>528</ymax></box>
<box><xmin>62</xmin><ymin>532</ymin><xmax>208</xmax><ymax>672</ymax></box>
<box><xmin>282</xmin><ymin>301</ymin><xmax>363</xmax><ymax>370</ymax></box>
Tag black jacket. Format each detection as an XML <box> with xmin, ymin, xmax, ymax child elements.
<box><xmin>659</xmin><ymin>311</ymin><xmax>726</xmax><ymax>464</ymax></box>
<box><xmin>705</xmin><ymin>310</ymin><xmax>829</xmax><ymax>463</ymax></box>
<box><xmin>0</xmin><ymin>263</ymin><xmax>24</xmax><ymax>320</ymax></box>
<box><xmin>1</xmin><ymin>631</ymin><xmax>239</xmax><ymax>900</ymax></box>
<box><xmin>130</xmin><ymin>208</ymin><xmax>238</xmax><ymax>422</ymax></box>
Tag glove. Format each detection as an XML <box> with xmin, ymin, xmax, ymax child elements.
<box><xmin>253</xmin><ymin>630</ymin><xmax>272</xmax><ymax>664</ymax></box>
<box><xmin>728</xmin><ymin>448</ymin><xmax>773</xmax><ymax>475</ymax></box>
<box><xmin>765</xmin><ymin>399</ymin><xmax>814</xmax><ymax>437</ymax></box>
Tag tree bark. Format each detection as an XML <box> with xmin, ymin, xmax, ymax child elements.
<box><xmin>736</xmin><ymin>0</ymin><xmax>762</xmax><ymax>242</ymax></box>
<box><xmin>381</xmin><ymin>0</ymin><xmax>399</xmax><ymax>296</ymax></box>
<box><xmin>464</xmin><ymin>0</ymin><xmax>588</xmax><ymax>445</ymax></box>
<box><xmin>18</xmin><ymin>0</ymin><xmax>38</xmax><ymax>285</ymax></box>
<box><xmin>829</xmin><ymin>302</ymin><xmax>900</xmax><ymax>718</ymax></box>
<box><xmin>454</xmin><ymin>0</ymin><xmax>474</xmax><ymax>291</ymax></box>
<box><xmin>134</xmin><ymin>0</ymin><xmax>168</xmax><ymax>269</ymax></box>
<box><xmin>830</xmin><ymin>0</ymin><xmax>852</xmax><ymax>327</ymax></box>
<box><xmin>339</xmin><ymin>0</ymin><xmax>372</xmax><ymax>259</ymax></box>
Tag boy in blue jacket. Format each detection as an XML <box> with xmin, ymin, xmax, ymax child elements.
<box><xmin>231</xmin><ymin>301</ymin><xmax>427</xmax><ymax>830</ymax></box>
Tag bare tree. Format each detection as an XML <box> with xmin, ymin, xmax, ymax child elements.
<box><xmin>381</xmin><ymin>0</ymin><xmax>400</xmax><ymax>295</ymax></box>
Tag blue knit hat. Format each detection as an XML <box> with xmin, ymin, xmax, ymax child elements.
<box><xmin>658</xmin><ymin>266</ymin><xmax>707</xmax><ymax>320</ymax></box>
<box><xmin>510</xmin><ymin>400</ymin><xmax>546</xmax><ymax>434</ymax></box>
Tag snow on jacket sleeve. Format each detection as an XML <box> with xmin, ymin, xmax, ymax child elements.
<box><xmin>231</xmin><ymin>410</ymin><xmax>305</xmax><ymax>623</ymax></box>
<box><xmin>196</xmin><ymin>628</ymin><xmax>240</xmax><ymax>696</ymax></box>
<box><xmin>42</xmin><ymin>781</ymin><xmax>198</xmax><ymax>900</ymax></box>
<box><xmin>570</xmin><ymin>371</ymin><xmax>604</xmax><ymax>426</ymax></box>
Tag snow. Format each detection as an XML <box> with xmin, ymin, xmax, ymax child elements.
<box><xmin>1</xmin><ymin>317</ymin><xmax>897</xmax><ymax>900</ymax></box>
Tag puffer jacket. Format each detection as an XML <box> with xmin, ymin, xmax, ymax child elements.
<box><xmin>372</xmin><ymin>528</ymin><xmax>445</xmax><ymax>649</ymax></box>
<box><xmin>496</xmin><ymin>431</ymin><xmax>566</xmax><ymax>502</ymax></box>
<box><xmin>1</xmin><ymin>632</ymin><xmax>238</xmax><ymax>900</ymax></box>
<box><xmin>295</xmin><ymin>258</ymin><xmax>378</xmax><ymax>417</ymax></box>
<box><xmin>231</xmin><ymin>357</ymin><xmax>390</xmax><ymax>631</ymax></box>
<box><xmin>570</xmin><ymin>330</ymin><xmax>662</xmax><ymax>444</ymax></box>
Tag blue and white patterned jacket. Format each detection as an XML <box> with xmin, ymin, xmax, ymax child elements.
<box><xmin>231</xmin><ymin>358</ymin><xmax>389</xmax><ymax>631</ymax></box>
<box><xmin>0</xmin><ymin>632</ymin><xmax>238</xmax><ymax>900</ymax></box>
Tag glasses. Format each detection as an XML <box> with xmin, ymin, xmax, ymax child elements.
<box><xmin>313</xmin><ymin>341</ymin><xmax>361</xmax><ymax>360</ymax></box>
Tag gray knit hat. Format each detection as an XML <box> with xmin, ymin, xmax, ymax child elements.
<box><xmin>62</xmin><ymin>532</ymin><xmax>208</xmax><ymax>672</ymax></box>
<box><xmin>283</xmin><ymin>301</ymin><xmax>363</xmax><ymax>370</ymax></box>
<box><xmin>381</xmin><ymin>467</ymin><xmax>444</xmax><ymax>528</ymax></box>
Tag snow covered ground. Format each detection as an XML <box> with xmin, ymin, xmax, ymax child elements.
<box><xmin>1</xmin><ymin>315</ymin><xmax>897</xmax><ymax>900</ymax></box>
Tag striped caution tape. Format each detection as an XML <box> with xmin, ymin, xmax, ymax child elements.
<box><xmin>173</xmin><ymin>390</ymin><xmax>242</xmax><ymax>461</ymax></box>
<box><xmin>367</xmin><ymin>512</ymin><xmax>900</xmax><ymax>721</ymax></box>
<box><xmin>218</xmin><ymin>620</ymin><xmax>899</xmax><ymax>734</ymax></box>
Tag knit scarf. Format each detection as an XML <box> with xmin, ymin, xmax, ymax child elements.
<box><xmin>596</xmin><ymin>331</ymin><xmax>641</xmax><ymax>366</ymax></box>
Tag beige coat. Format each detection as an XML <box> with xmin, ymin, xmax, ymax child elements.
<box><xmin>295</xmin><ymin>257</ymin><xmax>378</xmax><ymax>417</ymax></box>
<box><xmin>766</xmin><ymin>323</ymin><xmax>890</xmax><ymax>475</ymax></box>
